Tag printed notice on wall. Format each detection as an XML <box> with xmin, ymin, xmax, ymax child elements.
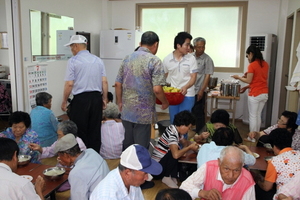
<box><xmin>27</xmin><ymin>64</ymin><xmax>48</xmax><ymax>110</ymax></box>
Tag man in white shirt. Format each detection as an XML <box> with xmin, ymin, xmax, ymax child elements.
<box><xmin>0</xmin><ymin>138</ymin><xmax>45</xmax><ymax>200</ymax></box>
<box><xmin>180</xmin><ymin>146</ymin><xmax>255</xmax><ymax>200</ymax></box>
<box><xmin>90</xmin><ymin>144</ymin><xmax>163</xmax><ymax>200</ymax></box>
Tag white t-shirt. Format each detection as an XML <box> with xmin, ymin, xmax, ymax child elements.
<box><xmin>163</xmin><ymin>52</ymin><xmax>198</xmax><ymax>97</ymax></box>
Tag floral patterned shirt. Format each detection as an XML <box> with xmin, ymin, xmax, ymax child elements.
<box><xmin>0</xmin><ymin>128</ymin><xmax>41</xmax><ymax>163</ymax></box>
<box><xmin>115</xmin><ymin>47</ymin><xmax>166</xmax><ymax>124</ymax></box>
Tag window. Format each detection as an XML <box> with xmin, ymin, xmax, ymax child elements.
<box><xmin>137</xmin><ymin>2</ymin><xmax>248</xmax><ymax>73</ymax></box>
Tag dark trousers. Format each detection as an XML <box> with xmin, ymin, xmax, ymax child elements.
<box><xmin>255</xmin><ymin>183</ymin><xmax>276</xmax><ymax>200</ymax></box>
<box><xmin>192</xmin><ymin>93</ymin><xmax>207</xmax><ymax>133</ymax></box>
<box><xmin>122</xmin><ymin>120</ymin><xmax>151</xmax><ymax>150</ymax></box>
<box><xmin>154</xmin><ymin>151</ymin><xmax>178</xmax><ymax>179</ymax></box>
<box><xmin>257</xmin><ymin>135</ymin><xmax>271</xmax><ymax>147</ymax></box>
<box><xmin>68</xmin><ymin>91</ymin><xmax>102</xmax><ymax>152</ymax></box>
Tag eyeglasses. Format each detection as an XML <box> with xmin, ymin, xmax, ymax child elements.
<box><xmin>277</xmin><ymin>119</ymin><xmax>287</xmax><ymax>125</ymax></box>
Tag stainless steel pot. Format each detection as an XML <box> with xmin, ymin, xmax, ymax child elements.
<box><xmin>231</xmin><ymin>84</ymin><xmax>241</xmax><ymax>97</ymax></box>
<box><xmin>209</xmin><ymin>77</ymin><xmax>218</xmax><ymax>89</ymax></box>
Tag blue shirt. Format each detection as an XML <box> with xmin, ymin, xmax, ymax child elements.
<box><xmin>90</xmin><ymin>168</ymin><xmax>144</xmax><ymax>200</ymax></box>
<box><xmin>64</xmin><ymin>50</ymin><xmax>106</xmax><ymax>95</ymax></box>
<box><xmin>69</xmin><ymin>149</ymin><xmax>110</xmax><ymax>200</ymax></box>
<box><xmin>197</xmin><ymin>141</ymin><xmax>256</xmax><ymax>168</ymax></box>
<box><xmin>115</xmin><ymin>47</ymin><xmax>166</xmax><ymax>124</ymax></box>
<box><xmin>30</xmin><ymin>106</ymin><xmax>58</xmax><ymax>147</ymax></box>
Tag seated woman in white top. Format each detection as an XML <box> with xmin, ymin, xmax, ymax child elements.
<box><xmin>197</xmin><ymin>127</ymin><xmax>255</xmax><ymax>168</ymax></box>
<box><xmin>100</xmin><ymin>102</ymin><xmax>124</xmax><ymax>159</ymax></box>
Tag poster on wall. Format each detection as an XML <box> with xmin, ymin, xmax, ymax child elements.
<box><xmin>27</xmin><ymin>64</ymin><xmax>48</xmax><ymax>110</ymax></box>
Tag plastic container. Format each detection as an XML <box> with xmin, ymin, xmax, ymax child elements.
<box><xmin>156</xmin><ymin>92</ymin><xmax>184</xmax><ymax>105</ymax></box>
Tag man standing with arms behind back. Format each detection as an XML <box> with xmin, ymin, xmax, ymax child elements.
<box><xmin>61</xmin><ymin>35</ymin><xmax>108</xmax><ymax>152</ymax></box>
<box><xmin>192</xmin><ymin>37</ymin><xmax>214</xmax><ymax>133</ymax></box>
<box><xmin>115</xmin><ymin>31</ymin><xmax>169</xmax><ymax>150</ymax></box>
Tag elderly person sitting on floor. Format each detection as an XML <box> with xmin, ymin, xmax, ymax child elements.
<box><xmin>30</xmin><ymin>92</ymin><xmax>59</xmax><ymax>147</ymax></box>
<box><xmin>180</xmin><ymin>146</ymin><xmax>255</xmax><ymax>200</ymax></box>
<box><xmin>0</xmin><ymin>111</ymin><xmax>40</xmax><ymax>163</ymax></box>
<box><xmin>100</xmin><ymin>102</ymin><xmax>124</xmax><ymax>159</ymax></box>
<box><xmin>55</xmin><ymin>134</ymin><xmax>109</xmax><ymax>200</ymax></box>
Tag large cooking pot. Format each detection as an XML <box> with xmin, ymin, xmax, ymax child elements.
<box><xmin>209</xmin><ymin>77</ymin><xmax>218</xmax><ymax>89</ymax></box>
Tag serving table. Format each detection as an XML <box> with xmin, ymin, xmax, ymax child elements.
<box><xmin>16</xmin><ymin>163</ymin><xmax>68</xmax><ymax>200</ymax></box>
<box><xmin>208</xmin><ymin>93</ymin><xmax>240</xmax><ymax>125</ymax></box>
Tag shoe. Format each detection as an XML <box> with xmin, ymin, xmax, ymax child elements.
<box><xmin>140</xmin><ymin>181</ymin><xmax>155</xmax><ymax>189</ymax></box>
<box><xmin>162</xmin><ymin>176</ymin><xmax>178</xmax><ymax>188</ymax></box>
<box><xmin>171</xmin><ymin>177</ymin><xmax>178</xmax><ymax>184</ymax></box>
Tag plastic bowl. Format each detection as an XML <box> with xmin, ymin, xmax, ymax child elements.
<box><xmin>18</xmin><ymin>155</ymin><xmax>31</xmax><ymax>166</ymax></box>
<box><xmin>156</xmin><ymin>92</ymin><xmax>184</xmax><ymax>105</ymax></box>
<box><xmin>43</xmin><ymin>167</ymin><xmax>66</xmax><ymax>180</ymax></box>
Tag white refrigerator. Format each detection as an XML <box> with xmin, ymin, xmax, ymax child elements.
<box><xmin>100</xmin><ymin>30</ymin><xmax>143</xmax><ymax>98</ymax></box>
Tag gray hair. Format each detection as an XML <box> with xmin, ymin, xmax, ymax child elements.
<box><xmin>36</xmin><ymin>92</ymin><xmax>52</xmax><ymax>106</ymax></box>
<box><xmin>57</xmin><ymin>120</ymin><xmax>78</xmax><ymax>136</ymax></box>
<box><xmin>193</xmin><ymin>37</ymin><xmax>206</xmax><ymax>46</ymax></box>
<box><xmin>219</xmin><ymin>146</ymin><xmax>245</xmax><ymax>164</ymax></box>
<box><xmin>103</xmin><ymin>102</ymin><xmax>120</xmax><ymax>119</ymax></box>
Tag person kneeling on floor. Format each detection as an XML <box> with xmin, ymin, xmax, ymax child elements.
<box><xmin>152</xmin><ymin>110</ymin><xmax>199</xmax><ymax>188</ymax></box>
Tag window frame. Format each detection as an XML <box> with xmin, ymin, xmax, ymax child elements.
<box><xmin>136</xmin><ymin>1</ymin><xmax>248</xmax><ymax>73</ymax></box>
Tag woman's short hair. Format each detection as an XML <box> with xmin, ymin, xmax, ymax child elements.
<box><xmin>103</xmin><ymin>102</ymin><xmax>120</xmax><ymax>119</ymax></box>
<box><xmin>35</xmin><ymin>92</ymin><xmax>52</xmax><ymax>106</ymax></box>
<box><xmin>210</xmin><ymin>109</ymin><xmax>230</xmax><ymax>126</ymax></box>
<box><xmin>173</xmin><ymin>110</ymin><xmax>195</xmax><ymax>126</ymax></box>
<box><xmin>155</xmin><ymin>188</ymin><xmax>192</xmax><ymax>200</ymax></box>
<box><xmin>282</xmin><ymin>110</ymin><xmax>298</xmax><ymax>134</ymax></box>
<box><xmin>57</xmin><ymin>120</ymin><xmax>78</xmax><ymax>136</ymax></box>
<box><xmin>269</xmin><ymin>128</ymin><xmax>293</xmax><ymax>150</ymax></box>
<box><xmin>8</xmin><ymin>111</ymin><xmax>31</xmax><ymax>128</ymax></box>
<box><xmin>212</xmin><ymin>127</ymin><xmax>234</xmax><ymax>146</ymax></box>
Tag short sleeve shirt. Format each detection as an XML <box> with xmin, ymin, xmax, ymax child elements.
<box><xmin>163</xmin><ymin>52</ymin><xmax>198</xmax><ymax>97</ymax></box>
<box><xmin>193</xmin><ymin>52</ymin><xmax>215</xmax><ymax>93</ymax></box>
<box><xmin>64</xmin><ymin>50</ymin><xmax>106</xmax><ymax>95</ymax></box>
<box><xmin>247</xmin><ymin>59</ymin><xmax>269</xmax><ymax>97</ymax></box>
<box><xmin>152</xmin><ymin>125</ymin><xmax>182</xmax><ymax>162</ymax></box>
<box><xmin>115</xmin><ymin>47</ymin><xmax>166</xmax><ymax>124</ymax></box>
<box><xmin>265</xmin><ymin>148</ymin><xmax>300</xmax><ymax>191</ymax></box>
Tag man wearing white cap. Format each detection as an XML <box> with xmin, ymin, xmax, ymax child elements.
<box><xmin>90</xmin><ymin>144</ymin><xmax>163</xmax><ymax>200</ymax></box>
<box><xmin>61</xmin><ymin>34</ymin><xmax>108</xmax><ymax>153</ymax></box>
<box><xmin>55</xmin><ymin>134</ymin><xmax>109</xmax><ymax>200</ymax></box>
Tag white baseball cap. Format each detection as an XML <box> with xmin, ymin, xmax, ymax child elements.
<box><xmin>120</xmin><ymin>144</ymin><xmax>162</xmax><ymax>175</ymax></box>
<box><xmin>64</xmin><ymin>35</ymin><xmax>87</xmax><ymax>47</ymax></box>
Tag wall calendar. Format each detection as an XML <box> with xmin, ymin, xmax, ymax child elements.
<box><xmin>27</xmin><ymin>64</ymin><xmax>48</xmax><ymax>110</ymax></box>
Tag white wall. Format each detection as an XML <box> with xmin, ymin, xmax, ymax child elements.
<box><xmin>104</xmin><ymin>0</ymin><xmax>283</xmax><ymax>123</ymax></box>
<box><xmin>18</xmin><ymin>0</ymin><xmax>103</xmax><ymax>115</ymax></box>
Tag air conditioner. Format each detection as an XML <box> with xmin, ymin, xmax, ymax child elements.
<box><xmin>242</xmin><ymin>34</ymin><xmax>278</xmax><ymax>128</ymax></box>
